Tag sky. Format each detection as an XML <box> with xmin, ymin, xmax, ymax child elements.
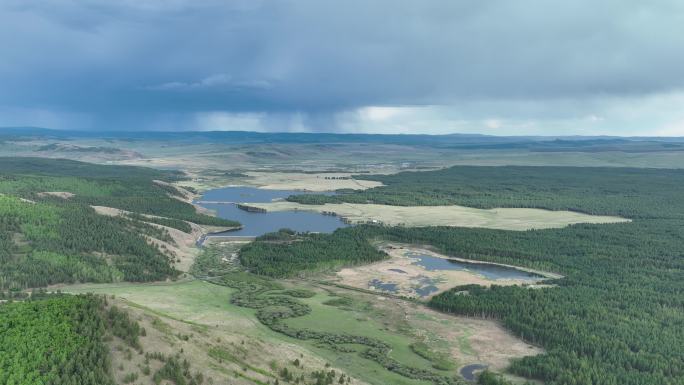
<box><xmin>1</xmin><ymin>0</ymin><xmax>684</xmax><ymax>136</ymax></box>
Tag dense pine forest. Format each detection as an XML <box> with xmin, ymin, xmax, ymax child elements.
<box><xmin>0</xmin><ymin>157</ymin><xmax>239</xmax><ymax>289</ymax></box>
<box><xmin>287</xmin><ymin>166</ymin><xmax>684</xmax><ymax>218</ymax></box>
<box><xmin>0</xmin><ymin>295</ymin><xmax>115</xmax><ymax>385</ymax></box>
<box><xmin>0</xmin><ymin>293</ymin><xmax>147</xmax><ymax>385</ymax></box>
<box><xmin>239</xmin><ymin>228</ymin><xmax>387</xmax><ymax>277</ymax></box>
<box><xmin>267</xmin><ymin>166</ymin><xmax>684</xmax><ymax>385</ymax></box>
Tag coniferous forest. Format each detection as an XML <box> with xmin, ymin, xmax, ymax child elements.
<box><xmin>0</xmin><ymin>293</ymin><xmax>147</xmax><ymax>385</ymax></box>
<box><xmin>258</xmin><ymin>166</ymin><xmax>684</xmax><ymax>385</ymax></box>
<box><xmin>2</xmin><ymin>2</ymin><xmax>683</xmax><ymax>384</ymax></box>
<box><xmin>0</xmin><ymin>295</ymin><xmax>115</xmax><ymax>385</ymax></box>
<box><xmin>239</xmin><ymin>228</ymin><xmax>387</xmax><ymax>277</ymax></box>
<box><xmin>0</xmin><ymin>158</ymin><xmax>239</xmax><ymax>289</ymax></box>
<box><xmin>3</xmin><ymin>158</ymin><xmax>684</xmax><ymax>384</ymax></box>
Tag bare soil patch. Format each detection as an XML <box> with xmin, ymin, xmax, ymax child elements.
<box><xmin>397</xmin><ymin>300</ymin><xmax>543</xmax><ymax>371</ymax></box>
<box><xmin>317</xmin><ymin>283</ymin><xmax>543</xmax><ymax>376</ymax></box>
<box><xmin>333</xmin><ymin>244</ymin><xmax>556</xmax><ymax>299</ymax></box>
<box><xmin>37</xmin><ymin>191</ymin><xmax>75</xmax><ymax>199</ymax></box>
<box><xmin>244</xmin><ymin>171</ymin><xmax>383</xmax><ymax>191</ymax></box>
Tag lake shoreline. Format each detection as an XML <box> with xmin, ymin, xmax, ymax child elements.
<box><xmin>388</xmin><ymin>243</ymin><xmax>564</xmax><ymax>280</ymax></box>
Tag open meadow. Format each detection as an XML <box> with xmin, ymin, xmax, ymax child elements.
<box><xmin>64</xmin><ymin>253</ymin><xmax>541</xmax><ymax>385</ymax></box>
<box><xmin>247</xmin><ymin>201</ymin><xmax>629</xmax><ymax>230</ymax></box>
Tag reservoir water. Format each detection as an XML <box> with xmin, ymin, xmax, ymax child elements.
<box><xmin>197</xmin><ymin>186</ymin><xmax>349</xmax><ymax>237</ymax></box>
<box><xmin>408</xmin><ymin>253</ymin><xmax>544</xmax><ymax>281</ymax></box>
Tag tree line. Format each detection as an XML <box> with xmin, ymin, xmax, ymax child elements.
<box><xmin>256</xmin><ymin>165</ymin><xmax>684</xmax><ymax>384</ymax></box>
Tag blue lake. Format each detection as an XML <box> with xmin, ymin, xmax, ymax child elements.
<box><xmin>408</xmin><ymin>253</ymin><xmax>543</xmax><ymax>281</ymax></box>
<box><xmin>197</xmin><ymin>186</ymin><xmax>349</xmax><ymax>237</ymax></box>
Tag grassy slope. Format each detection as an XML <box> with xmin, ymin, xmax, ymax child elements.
<box><xmin>66</xmin><ymin>276</ymin><xmax>499</xmax><ymax>385</ymax></box>
<box><xmin>64</xmin><ymin>280</ymin><xmax>253</xmax><ymax>329</ymax></box>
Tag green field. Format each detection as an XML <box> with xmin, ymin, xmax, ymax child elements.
<box><xmin>66</xmin><ymin>279</ymin><xmax>434</xmax><ymax>385</ymax></box>
<box><xmin>64</xmin><ymin>280</ymin><xmax>262</xmax><ymax>333</ymax></box>
<box><xmin>66</xmin><ymin>272</ymin><xmax>512</xmax><ymax>385</ymax></box>
<box><xmin>282</xmin><ymin>288</ymin><xmax>440</xmax><ymax>385</ymax></box>
<box><xmin>5</xmin><ymin>132</ymin><xmax>684</xmax><ymax>178</ymax></box>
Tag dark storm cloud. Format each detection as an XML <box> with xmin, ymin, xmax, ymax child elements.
<box><xmin>1</xmin><ymin>0</ymin><xmax>683</xmax><ymax>132</ymax></box>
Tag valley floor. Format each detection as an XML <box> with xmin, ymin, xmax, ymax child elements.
<box><xmin>63</xmin><ymin>252</ymin><xmax>541</xmax><ymax>385</ymax></box>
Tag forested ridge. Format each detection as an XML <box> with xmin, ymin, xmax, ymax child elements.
<box><xmin>0</xmin><ymin>157</ymin><xmax>239</xmax><ymax>289</ymax></box>
<box><xmin>269</xmin><ymin>166</ymin><xmax>684</xmax><ymax>385</ymax></box>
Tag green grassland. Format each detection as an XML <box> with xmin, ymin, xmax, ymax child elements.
<box><xmin>64</xmin><ymin>280</ymin><xmax>418</xmax><ymax>385</ymax></box>
<box><xmin>282</xmin><ymin>288</ymin><xmax>440</xmax><ymax>385</ymax></box>
<box><xmin>64</xmin><ymin>280</ymin><xmax>258</xmax><ymax>330</ymax></box>
<box><xmin>66</xmin><ymin>269</ymin><xmax>496</xmax><ymax>385</ymax></box>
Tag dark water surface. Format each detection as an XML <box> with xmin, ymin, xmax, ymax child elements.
<box><xmin>460</xmin><ymin>364</ymin><xmax>488</xmax><ymax>381</ymax></box>
<box><xmin>368</xmin><ymin>279</ymin><xmax>399</xmax><ymax>293</ymax></box>
<box><xmin>197</xmin><ymin>186</ymin><xmax>349</xmax><ymax>237</ymax></box>
<box><xmin>409</xmin><ymin>253</ymin><xmax>543</xmax><ymax>281</ymax></box>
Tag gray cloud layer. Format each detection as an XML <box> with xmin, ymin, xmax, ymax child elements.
<box><xmin>1</xmin><ymin>0</ymin><xmax>683</xmax><ymax>134</ymax></box>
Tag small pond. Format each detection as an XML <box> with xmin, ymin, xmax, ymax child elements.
<box><xmin>368</xmin><ymin>279</ymin><xmax>399</xmax><ymax>294</ymax></box>
<box><xmin>413</xmin><ymin>276</ymin><xmax>440</xmax><ymax>297</ymax></box>
<box><xmin>460</xmin><ymin>364</ymin><xmax>488</xmax><ymax>381</ymax></box>
<box><xmin>408</xmin><ymin>253</ymin><xmax>544</xmax><ymax>281</ymax></box>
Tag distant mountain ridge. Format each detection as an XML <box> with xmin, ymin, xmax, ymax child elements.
<box><xmin>2</xmin><ymin>126</ymin><xmax>683</xmax><ymax>147</ymax></box>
